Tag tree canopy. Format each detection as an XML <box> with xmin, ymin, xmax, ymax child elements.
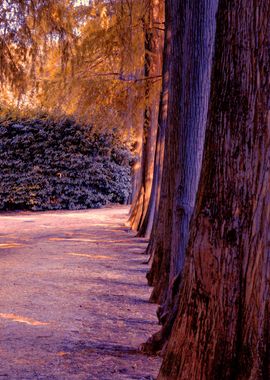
<box><xmin>0</xmin><ymin>0</ymin><xmax>162</xmax><ymax>134</ymax></box>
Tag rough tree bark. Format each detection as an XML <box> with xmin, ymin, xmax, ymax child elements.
<box><xmin>145</xmin><ymin>0</ymin><xmax>173</xmax><ymax>306</ymax></box>
<box><xmin>158</xmin><ymin>0</ymin><xmax>270</xmax><ymax>378</ymax></box>
<box><xmin>137</xmin><ymin>1</ymin><xmax>167</xmax><ymax>239</ymax></box>
<box><xmin>128</xmin><ymin>0</ymin><xmax>163</xmax><ymax>231</ymax></box>
<box><xmin>145</xmin><ymin>0</ymin><xmax>218</xmax><ymax>337</ymax></box>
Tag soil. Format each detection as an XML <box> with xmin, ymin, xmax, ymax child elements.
<box><xmin>0</xmin><ymin>206</ymin><xmax>161</xmax><ymax>379</ymax></box>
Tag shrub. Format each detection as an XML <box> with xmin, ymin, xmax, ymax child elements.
<box><xmin>0</xmin><ymin>117</ymin><xmax>132</xmax><ymax>211</ymax></box>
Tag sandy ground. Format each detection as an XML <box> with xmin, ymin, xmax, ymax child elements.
<box><xmin>0</xmin><ymin>206</ymin><xmax>161</xmax><ymax>380</ymax></box>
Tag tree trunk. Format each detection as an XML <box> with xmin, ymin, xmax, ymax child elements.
<box><xmin>145</xmin><ymin>0</ymin><xmax>173</xmax><ymax>306</ymax></box>
<box><xmin>129</xmin><ymin>118</ymin><xmax>144</xmax><ymax>204</ymax></box>
<box><xmin>138</xmin><ymin>1</ymin><xmax>167</xmax><ymax>239</ymax></box>
<box><xmin>146</xmin><ymin>0</ymin><xmax>217</xmax><ymax>322</ymax></box>
<box><xmin>158</xmin><ymin>0</ymin><xmax>270</xmax><ymax>378</ymax></box>
<box><xmin>118</xmin><ymin>0</ymin><xmax>144</xmax><ymax>205</ymax></box>
<box><xmin>128</xmin><ymin>0</ymin><xmax>163</xmax><ymax>232</ymax></box>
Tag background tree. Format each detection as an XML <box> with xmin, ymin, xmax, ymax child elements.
<box><xmin>0</xmin><ymin>0</ymin><xmax>75</xmax><ymax>95</ymax></box>
<box><xmin>137</xmin><ymin>0</ymin><xmax>169</xmax><ymax>238</ymax></box>
<box><xmin>128</xmin><ymin>0</ymin><xmax>164</xmax><ymax>231</ymax></box>
<box><xmin>0</xmin><ymin>1</ymin><xmax>163</xmax><ymax>208</ymax></box>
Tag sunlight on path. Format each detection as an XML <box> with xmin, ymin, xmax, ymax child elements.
<box><xmin>0</xmin><ymin>313</ymin><xmax>48</xmax><ymax>326</ymax></box>
<box><xmin>0</xmin><ymin>243</ymin><xmax>24</xmax><ymax>249</ymax></box>
<box><xmin>0</xmin><ymin>206</ymin><xmax>160</xmax><ymax>379</ymax></box>
<box><xmin>67</xmin><ymin>252</ymin><xmax>113</xmax><ymax>260</ymax></box>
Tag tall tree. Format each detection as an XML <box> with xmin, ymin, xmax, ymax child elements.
<box><xmin>137</xmin><ymin>0</ymin><xmax>168</xmax><ymax>238</ymax></box>
<box><xmin>145</xmin><ymin>0</ymin><xmax>174</xmax><ymax>305</ymax></box>
<box><xmin>0</xmin><ymin>0</ymin><xmax>75</xmax><ymax>92</ymax></box>
<box><xmin>128</xmin><ymin>0</ymin><xmax>164</xmax><ymax>231</ymax></box>
<box><xmin>144</xmin><ymin>0</ymin><xmax>218</xmax><ymax>352</ymax></box>
<box><xmin>159</xmin><ymin>0</ymin><xmax>270</xmax><ymax>378</ymax></box>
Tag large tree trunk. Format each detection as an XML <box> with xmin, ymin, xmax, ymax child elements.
<box><xmin>145</xmin><ymin>0</ymin><xmax>218</xmax><ymax>338</ymax></box>
<box><xmin>138</xmin><ymin>1</ymin><xmax>167</xmax><ymax>239</ymax></box>
<box><xmin>158</xmin><ymin>0</ymin><xmax>270</xmax><ymax>378</ymax></box>
<box><xmin>128</xmin><ymin>0</ymin><xmax>163</xmax><ymax>232</ymax></box>
<box><xmin>145</xmin><ymin>0</ymin><xmax>173</xmax><ymax>306</ymax></box>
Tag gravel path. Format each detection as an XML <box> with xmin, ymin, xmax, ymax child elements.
<box><xmin>0</xmin><ymin>206</ymin><xmax>161</xmax><ymax>380</ymax></box>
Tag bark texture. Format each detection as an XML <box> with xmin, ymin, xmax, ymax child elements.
<box><xmin>147</xmin><ymin>0</ymin><xmax>217</xmax><ymax>314</ymax></box>
<box><xmin>145</xmin><ymin>0</ymin><xmax>173</xmax><ymax>306</ymax></box>
<box><xmin>159</xmin><ymin>0</ymin><xmax>270</xmax><ymax>378</ymax></box>
<box><xmin>138</xmin><ymin>2</ymin><xmax>169</xmax><ymax>238</ymax></box>
<box><xmin>129</xmin><ymin>0</ymin><xmax>163</xmax><ymax>232</ymax></box>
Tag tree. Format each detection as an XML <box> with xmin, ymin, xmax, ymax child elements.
<box><xmin>128</xmin><ymin>0</ymin><xmax>164</xmax><ymax>232</ymax></box>
<box><xmin>137</xmin><ymin>0</ymin><xmax>169</xmax><ymax>239</ymax></box>
<box><xmin>143</xmin><ymin>0</ymin><xmax>218</xmax><ymax>352</ymax></box>
<box><xmin>145</xmin><ymin>0</ymin><xmax>174</xmax><ymax>305</ymax></box>
<box><xmin>158</xmin><ymin>0</ymin><xmax>270</xmax><ymax>378</ymax></box>
<box><xmin>0</xmin><ymin>0</ymin><xmax>75</xmax><ymax>93</ymax></box>
<box><xmin>0</xmin><ymin>0</ymin><xmax>151</xmax><ymax>140</ymax></box>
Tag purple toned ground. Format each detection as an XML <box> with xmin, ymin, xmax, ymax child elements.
<box><xmin>0</xmin><ymin>206</ymin><xmax>161</xmax><ymax>379</ymax></box>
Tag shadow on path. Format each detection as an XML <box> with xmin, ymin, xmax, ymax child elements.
<box><xmin>0</xmin><ymin>206</ymin><xmax>161</xmax><ymax>380</ymax></box>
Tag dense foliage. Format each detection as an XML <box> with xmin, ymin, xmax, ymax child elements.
<box><xmin>0</xmin><ymin>117</ymin><xmax>132</xmax><ymax>211</ymax></box>
<box><xmin>0</xmin><ymin>0</ymin><xmax>154</xmax><ymax>132</ymax></box>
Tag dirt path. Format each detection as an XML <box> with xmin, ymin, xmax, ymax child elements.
<box><xmin>0</xmin><ymin>206</ymin><xmax>161</xmax><ymax>380</ymax></box>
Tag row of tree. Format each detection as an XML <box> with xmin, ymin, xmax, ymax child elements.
<box><xmin>129</xmin><ymin>0</ymin><xmax>270</xmax><ymax>379</ymax></box>
<box><xmin>0</xmin><ymin>0</ymin><xmax>269</xmax><ymax>378</ymax></box>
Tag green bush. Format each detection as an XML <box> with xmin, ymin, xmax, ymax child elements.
<box><xmin>0</xmin><ymin>117</ymin><xmax>132</xmax><ymax>211</ymax></box>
